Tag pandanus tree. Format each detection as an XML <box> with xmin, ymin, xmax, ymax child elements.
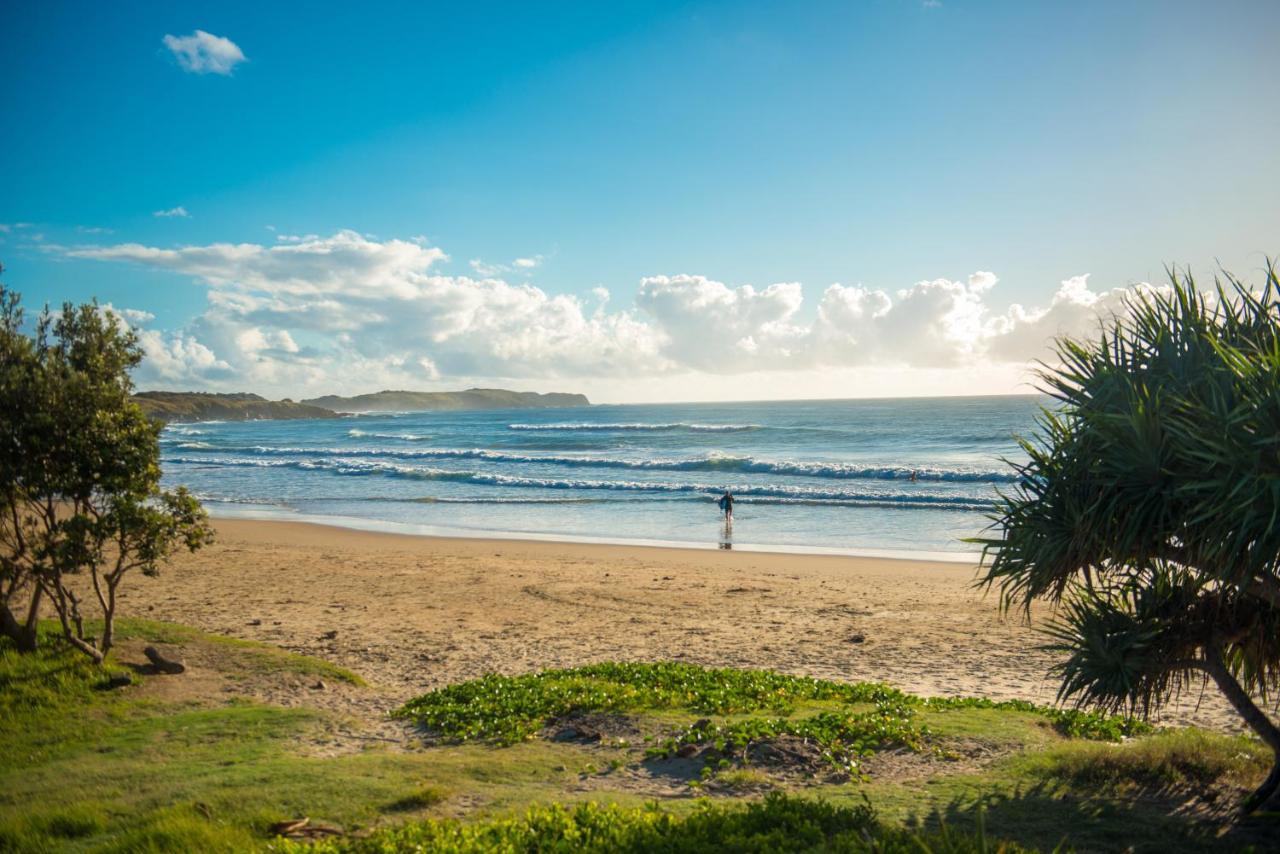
<box><xmin>977</xmin><ymin>262</ymin><xmax>1280</xmax><ymax>814</ymax></box>
<box><xmin>0</xmin><ymin>274</ymin><xmax>213</xmax><ymax>661</ymax></box>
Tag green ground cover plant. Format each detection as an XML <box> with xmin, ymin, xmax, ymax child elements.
<box><xmin>269</xmin><ymin>792</ymin><xmax>1033</xmax><ymax>854</ymax></box>
<box><xmin>395</xmin><ymin>661</ymin><xmax>1151</xmax><ymax>751</ymax></box>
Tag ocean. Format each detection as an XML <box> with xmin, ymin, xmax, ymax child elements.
<box><xmin>159</xmin><ymin>395</ymin><xmax>1043</xmax><ymax>559</ymax></box>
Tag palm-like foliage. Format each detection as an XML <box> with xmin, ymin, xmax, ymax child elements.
<box><xmin>976</xmin><ymin>262</ymin><xmax>1280</xmax><ymax>814</ymax></box>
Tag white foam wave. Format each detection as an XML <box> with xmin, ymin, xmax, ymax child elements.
<box><xmin>165</xmin><ymin>455</ymin><xmax>993</xmax><ymax>511</ymax></box>
<box><xmin>347</xmin><ymin>429</ymin><xmax>432</xmax><ymax>441</ymax></box>
<box><xmin>177</xmin><ymin>444</ymin><xmax>1015</xmax><ymax>483</ymax></box>
<box><xmin>507</xmin><ymin>422</ymin><xmax>760</xmax><ymax>433</ymax></box>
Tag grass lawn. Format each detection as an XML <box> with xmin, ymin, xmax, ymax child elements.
<box><xmin>1</xmin><ymin>622</ymin><xmax>1276</xmax><ymax>852</ymax></box>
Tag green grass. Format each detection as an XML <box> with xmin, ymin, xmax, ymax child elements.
<box><xmin>384</xmin><ymin>784</ymin><xmax>450</xmax><ymax>813</ymax></box>
<box><xmin>111</xmin><ymin>617</ymin><xmax>365</xmax><ymax>686</ymax></box>
<box><xmin>1</xmin><ymin>628</ymin><xmax>1270</xmax><ymax>853</ymax></box>
<box><xmin>1023</xmin><ymin>728</ymin><xmax>1270</xmax><ymax>793</ymax></box>
<box><xmin>709</xmin><ymin>768</ymin><xmax>774</xmax><ymax>791</ymax></box>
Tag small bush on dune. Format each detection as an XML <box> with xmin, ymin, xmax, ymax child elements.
<box><xmin>384</xmin><ymin>784</ymin><xmax>449</xmax><ymax>812</ymax></box>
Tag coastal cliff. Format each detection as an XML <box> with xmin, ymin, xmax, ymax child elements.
<box><xmin>134</xmin><ymin>388</ymin><xmax>591</xmax><ymax>422</ymax></box>
<box><xmin>132</xmin><ymin>392</ymin><xmax>341</xmax><ymax>423</ymax></box>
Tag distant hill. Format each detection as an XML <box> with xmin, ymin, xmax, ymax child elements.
<box><xmin>133</xmin><ymin>392</ymin><xmax>342</xmax><ymax>424</ymax></box>
<box><xmin>301</xmin><ymin>388</ymin><xmax>590</xmax><ymax>412</ymax></box>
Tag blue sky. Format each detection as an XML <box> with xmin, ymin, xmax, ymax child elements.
<box><xmin>2</xmin><ymin>1</ymin><xmax>1278</xmax><ymax>402</ymax></box>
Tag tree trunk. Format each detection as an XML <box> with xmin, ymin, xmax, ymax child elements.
<box><xmin>19</xmin><ymin>586</ymin><xmax>40</xmax><ymax>651</ymax></box>
<box><xmin>100</xmin><ymin>602</ymin><xmax>115</xmax><ymax>657</ymax></box>
<box><xmin>0</xmin><ymin>587</ymin><xmax>42</xmax><ymax>652</ymax></box>
<box><xmin>63</xmin><ymin>632</ymin><xmax>104</xmax><ymax>664</ymax></box>
<box><xmin>0</xmin><ymin>601</ymin><xmax>20</xmax><ymax>645</ymax></box>
<box><xmin>1202</xmin><ymin>643</ymin><xmax>1280</xmax><ymax>814</ymax></box>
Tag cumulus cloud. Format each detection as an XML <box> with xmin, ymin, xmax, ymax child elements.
<box><xmin>162</xmin><ymin>30</ymin><xmax>246</xmax><ymax>75</ymax></box>
<box><xmin>154</xmin><ymin>206</ymin><xmax>190</xmax><ymax>219</ymax></box>
<box><xmin>68</xmin><ymin>230</ymin><xmax>1156</xmax><ymax>395</ymax></box>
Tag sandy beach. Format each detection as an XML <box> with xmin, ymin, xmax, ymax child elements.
<box><xmin>117</xmin><ymin>517</ymin><xmax>1243</xmax><ymax>733</ymax></box>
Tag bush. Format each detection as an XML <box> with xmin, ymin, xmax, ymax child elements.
<box><xmin>270</xmin><ymin>792</ymin><xmax>1031</xmax><ymax>853</ymax></box>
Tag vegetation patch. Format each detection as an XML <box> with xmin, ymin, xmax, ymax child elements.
<box><xmin>1025</xmin><ymin>728</ymin><xmax>1271</xmax><ymax>795</ymax></box>
<box><xmin>384</xmin><ymin>784</ymin><xmax>450</xmax><ymax>813</ymax></box>
<box><xmin>922</xmin><ymin>696</ymin><xmax>1154</xmax><ymax>741</ymax></box>
<box><xmin>269</xmin><ymin>791</ymin><xmax>1028</xmax><ymax>854</ymax></box>
<box><xmin>396</xmin><ymin>661</ymin><xmax>1151</xmax><ymax>780</ymax></box>
<box><xmin>397</xmin><ymin>662</ymin><xmax>1146</xmax><ymax>747</ymax></box>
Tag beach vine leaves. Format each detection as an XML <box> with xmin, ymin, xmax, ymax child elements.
<box><xmin>975</xmin><ymin>261</ymin><xmax>1280</xmax><ymax>815</ymax></box>
<box><xmin>0</xmin><ymin>276</ymin><xmax>213</xmax><ymax>661</ymax></box>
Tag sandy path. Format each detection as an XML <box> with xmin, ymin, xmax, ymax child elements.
<box><xmin>117</xmin><ymin>518</ymin><xmax>1243</xmax><ymax>732</ymax></box>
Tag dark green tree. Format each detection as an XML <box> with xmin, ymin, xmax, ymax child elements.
<box><xmin>977</xmin><ymin>263</ymin><xmax>1280</xmax><ymax>814</ymax></box>
<box><xmin>0</xmin><ymin>272</ymin><xmax>213</xmax><ymax>661</ymax></box>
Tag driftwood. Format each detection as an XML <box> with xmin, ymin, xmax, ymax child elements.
<box><xmin>143</xmin><ymin>646</ymin><xmax>186</xmax><ymax>674</ymax></box>
<box><xmin>269</xmin><ymin>817</ymin><xmax>343</xmax><ymax>839</ymax></box>
<box><xmin>270</xmin><ymin>818</ymin><xmax>310</xmax><ymax>835</ymax></box>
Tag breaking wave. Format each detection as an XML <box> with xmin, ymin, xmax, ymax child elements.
<box><xmin>177</xmin><ymin>445</ymin><xmax>1016</xmax><ymax>484</ymax></box>
<box><xmin>347</xmin><ymin>429</ymin><xmax>432</xmax><ymax>441</ymax></box>
<box><xmin>507</xmin><ymin>422</ymin><xmax>761</xmax><ymax>433</ymax></box>
<box><xmin>164</xmin><ymin>455</ymin><xmax>994</xmax><ymax>511</ymax></box>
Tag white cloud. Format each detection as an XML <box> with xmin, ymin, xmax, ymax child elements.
<box><xmin>104</xmin><ymin>305</ymin><xmax>156</xmax><ymax>325</ymax></box>
<box><xmin>162</xmin><ymin>30</ymin><xmax>246</xmax><ymax>76</ymax></box>
<box><xmin>154</xmin><ymin>206</ymin><xmax>190</xmax><ymax>219</ymax></box>
<box><xmin>69</xmin><ymin>230</ymin><xmax>1159</xmax><ymax>398</ymax></box>
<box><xmin>470</xmin><ymin>254</ymin><xmax>544</xmax><ymax>276</ymax></box>
<box><xmin>0</xmin><ymin>224</ymin><xmax>9</xmax><ymax>233</ymax></box>
<box><xmin>77</xmin><ymin>226</ymin><xmax>114</xmax><ymax>235</ymax></box>
<box><xmin>469</xmin><ymin>258</ymin><xmax>504</xmax><ymax>276</ymax></box>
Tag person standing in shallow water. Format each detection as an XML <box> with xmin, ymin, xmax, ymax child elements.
<box><xmin>718</xmin><ymin>490</ymin><xmax>734</xmax><ymax>522</ymax></box>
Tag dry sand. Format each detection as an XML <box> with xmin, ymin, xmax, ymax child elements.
<box><xmin>118</xmin><ymin>517</ymin><xmax>1243</xmax><ymax>733</ymax></box>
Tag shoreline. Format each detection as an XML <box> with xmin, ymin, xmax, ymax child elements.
<box><xmin>202</xmin><ymin>503</ymin><xmax>985</xmax><ymax>564</ymax></box>
<box><xmin>117</xmin><ymin>516</ymin><xmax>1246</xmax><ymax>733</ymax></box>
